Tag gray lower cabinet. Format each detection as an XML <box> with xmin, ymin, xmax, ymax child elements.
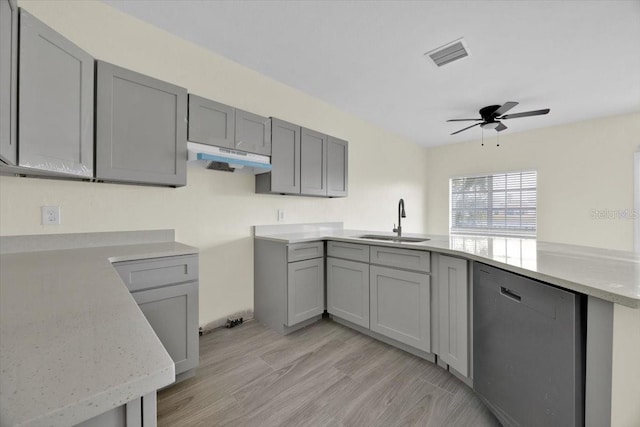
<box><xmin>113</xmin><ymin>255</ymin><xmax>199</xmax><ymax>380</ymax></box>
<box><xmin>437</xmin><ymin>255</ymin><xmax>469</xmax><ymax>377</ymax></box>
<box><xmin>287</xmin><ymin>257</ymin><xmax>325</xmax><ymax>326</ymax></box>
<box><xmin>188</xmin><ymin>94</ymin><xmax>235</xmax><ymax>149</ymax></box>
<box><xmin>75</xmin><ymin>393</ymin><xmax>156</xmax><ymax>427</ymax></box>
<box><xmin>254</xmin><ymin>239</ymin><xmax>325</xmax><ymax>335</ymax></box>
<box><xmin>235</xmin><ymin>109</ymin><xmax>271</xmax><ymax>156</ymax></box>
<box><xmin>327</xmin><ymin>257</ymin><xmax>369</xmax><ymax>328</ymax></box>
<box><xmin>370</xmin><ymin>265</ymin><xmax>431</xmax><ymax>352</ymax></box>
<box><xmin>96</xmin><ymin>61</ymin><xmax>187</xmax><ymax>187</ymax></box>
<box><xmin>18</xmin><ymin>9</ymin><xmax>94</xmax><ymax>176</ymax></box>
<box><xmin>326</xmin><ymin>136</ymin><xmax>348</xmax><ymax>197</ymax></box>
<box><xmin>0</xmin><ymin>0</ymin><xmax>17</xmax><ymax>165</ymax></box>
<box><xmin>255</xmin><ymin>118</ymin><xmax>300</xmax><ymax>194</ymax></box>
<box><xmin>300</xmin><ymin>127</ymin><xmax>328</xmax><ymax>196</ymax></box>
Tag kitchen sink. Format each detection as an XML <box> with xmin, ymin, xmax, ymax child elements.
<box><xmin>356</xmin><ymin>234</ymin><xmax>429</xmax><ymax>243</ymax></box>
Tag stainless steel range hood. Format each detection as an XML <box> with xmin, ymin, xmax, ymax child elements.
<box><xmin>187</xmin><ymin>142</ymin><xmax>272</xmax><ymax>175</ymax></box>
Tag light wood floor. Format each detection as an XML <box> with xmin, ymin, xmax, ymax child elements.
<box><xmin>157</xmin><ymin>318</ymin><xmax>500</xmax><ymax>427</ymax></box>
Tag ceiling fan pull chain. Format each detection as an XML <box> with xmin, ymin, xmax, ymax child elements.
<box><xmin>481</xmin><ymin>129</ymin><xmax>484</xmax><ymax>146</ymax></box>
<box><xmin>496</xmin><ymin>132</ymin><xmax>500</xmax><ymax>147</ymax></box>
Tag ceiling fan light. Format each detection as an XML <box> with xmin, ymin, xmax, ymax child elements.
<box><xmin>481</xmin><ymin>122</ymin><xmax>500</xmax><ymax>130</ymax></box>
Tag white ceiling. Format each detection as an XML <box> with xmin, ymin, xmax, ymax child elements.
<box><xmin>104</xmin><ymin>0</ymin><xmax>640</xmax><ymax>147</ymax></box>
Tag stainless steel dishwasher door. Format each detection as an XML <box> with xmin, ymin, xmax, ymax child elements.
<box><xmin>473</xmin><ymin>262</ymin><xmax>585</xmax><ymax>427</ymax></box>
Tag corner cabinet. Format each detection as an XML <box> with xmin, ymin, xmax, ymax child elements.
<box><xmin>436</xmin><ymin>254</ymin><xmax>469</xmax><ymax>377</ymax></box>
<box><xmin>114</xmin><ymin>254</ymin><xmax>199</xmax><ymax>382</ymax></box>
<box><xmin>96</xmin><ymin>61</ymin><xmax>187</xmax><ymax>187</ymax></box>
<box><xmin>0</xmin><ymin>0</ymin><xmax>18</xmax><ymax>165</ymax></box>
<box><xmin>18</xmin><ymin>9</ymin><xmax>94</xmax><ymax>176</ymax></box>
<box><xmin>254</xmin><ymin>239</ymin><xmax>325</xmax><ymax>335</ymax></box>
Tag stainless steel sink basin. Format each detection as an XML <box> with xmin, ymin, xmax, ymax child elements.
<box><xmin>357</xmin><ymin>234</ymin><xmax>429</xmax><ymax>243</ymax></box>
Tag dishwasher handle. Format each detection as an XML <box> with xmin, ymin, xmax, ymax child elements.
<box><xmin>500</xmin><ymin>286</ymin><xmax>522</xmax><ymax>302</ymax></box>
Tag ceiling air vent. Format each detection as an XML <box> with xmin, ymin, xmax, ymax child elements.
<box><xmin>424</xmin><ymin>38</ymin><xmax>470</xmax><ymax>67</ymax></box>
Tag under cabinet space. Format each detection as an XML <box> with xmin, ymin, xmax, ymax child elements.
<box><xmin>96</xmin><ymin>60</ymin><xmax>187</xmax><ymax>187</ymax></box>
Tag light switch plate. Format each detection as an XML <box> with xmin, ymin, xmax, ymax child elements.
<box><xmin>41</xmin><ymin>206</ymin><xmax>61</xmax><ymax>225</ymax></box>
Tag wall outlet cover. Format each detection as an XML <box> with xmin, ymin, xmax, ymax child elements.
<box><xmin>41</xmin><ymin>206</ymin><xmax>61</xmax><ymax>225</ymax></box>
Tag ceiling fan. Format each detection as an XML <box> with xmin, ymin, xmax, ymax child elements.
<box><xmin>447</xmin><ymin>102</ymin><xmax>550</xmax><ymax>135</ymax></box>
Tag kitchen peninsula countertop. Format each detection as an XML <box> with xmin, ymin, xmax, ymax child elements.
<box><xmin>255</xmin><ymin>227</ymin><xmax>640</xmax><ymax>309</ymax></box>
<box><xmin>0</xmin><ymin>234</ymin><xmax>198</xmax><ymax>427</ymax></box>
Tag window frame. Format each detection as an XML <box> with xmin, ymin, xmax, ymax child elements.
<box><xmin>449</xmin><ymin>169</ymin><xmax>538</xmax><ymax>238</ymax></box>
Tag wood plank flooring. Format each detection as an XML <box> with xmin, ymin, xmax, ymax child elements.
<box><xmin>157</xmin><ymin>318</ymin><xmax>500</xmax><ymax>427</ymax></box>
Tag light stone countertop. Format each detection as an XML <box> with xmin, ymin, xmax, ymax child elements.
<box><xmin>255</xmin><ymin>229</ymin><xmax>640</xmax><ymax>309</ymax></box>
<box><xmin>0</xmin><ymin>241</ymin><xmax>198</xmax><ymax>427</ymax></box>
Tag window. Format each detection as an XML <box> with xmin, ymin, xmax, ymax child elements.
<box><xmin>450</xmin><ymin>170</ymin><xmax>537</xmax><ymax>237</ymax></box>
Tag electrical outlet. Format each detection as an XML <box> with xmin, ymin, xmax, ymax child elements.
<box><xmin>277</xmin><ymin>209</ymin><xmax>285</xmax><ymax>222</ymax></box>
<box><xmin>41</xmin><ymin>206</ymin><xmax>61</xmax><ymax>225</ymax></box>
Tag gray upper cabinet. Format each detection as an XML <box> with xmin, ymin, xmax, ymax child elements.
<box><xmin>255</xmin><ymin>118</ymin><xmax>300</xmax><ymax>194</ymax></box>
<box><xmin>0</xmin><ymin>0</ymin><xmax>17</xmax><ymax>165</ymax></box>
<box><xmin>326</xmin><ymin>136</ymin><xmax>348</xmax><ymax>197</ymax></box>
<box><xmin>96</xmin><ymin>61</ymin><xmax>187</xmax><ymax>187</ymax></box>
<box><xmin>300</xmin><ymin>127</ymin><xmax>327</xmax><ymax>196</ymax></box>
<box><xmin>235</xmin><ymin>109</ymin><xmax>271</xmax><ymax>156</ymax></box>
<box><xmin>188</xmin><ymin>95</ymin><xmax>234</xmax><ymax>149</ymax></box>
<box><xmin>18</xmin><ymin>9</ymin><xmax>94</xmax><ymax>176</ymax></box>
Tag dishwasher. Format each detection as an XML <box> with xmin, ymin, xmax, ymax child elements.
<box><xmin>473</xmin><ymin>262</ymin><xmax>586</xmax><ymax>427</ymax></box>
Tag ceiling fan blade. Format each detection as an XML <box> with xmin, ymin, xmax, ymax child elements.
<box><xmin>494</xmin><ymin>101</ymin><xmax>519</xmax><ymax>116</ymax></box>
<box><xmin>451</xmin><ymin>123</ymin><xmax>481</xmax><ymax>135</ymax></box>
<box><xmin>495</xmin><ymin>122</ymin><xmax>507</xmax><ymax>132</ymax></box>
<box><xmin>501</xmin><ymin>108</ymin><xmax>550</xmax><ymax>120</ymax></box>
<box><xmin>446</xmin><ymin>118</ymin><xmax>482</xmax><ymax>122</ymax></box>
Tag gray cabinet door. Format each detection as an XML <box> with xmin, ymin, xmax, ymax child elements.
<box><xmin>327</xmin><ymin>257</ymin><xmax>369</xmax><ymax>328</ymax></box>
<box><xmin>187</xmin><ymin>94</ymin><xmax>234</xmax><ymax>149</ymax></box>
<box><xmin>437</xmin><ymin>255</ymin><xmax>469</xmax><ymax>377</ymax></box>
<box><xmin>300</xmin><ymin>128</ymin><xmax>327</xmax><ymax>196</ymax></box>
<box><xmin>96</xmin><ymin>61</ymin><xmax>187</xmax><ymax>187</ymax></box>
<box><xmin>235</xmin><ymin>109</ymin><xmax>271</xmax><ymax>155</ymax></box>
<box><xmin>132</xmin><ymin>281</ymin><xmax>199</xmax><ymax>376</ymax></box>
<box><xmin>18</xmin><ymin>10</ymin><xmax>94</xmax><ymax>176</ymax></box>
<box><xmin>270</xmin><ymin>118</ymin><xmax>300</xmax><ymax>194</ymax></box>
<box><xmin>287</xmin><ymin>257</ymin><xmax>324</xmax><ymax>326</ymax></box>
<box><xmin>0</xmin><ymin>0</ymin><xmax>17</xmax><ymax>165</ymax></box>
<box><xmin>370</xmin><ymin>265</ymin><xmax>430</xmax><ymax>352</ymax></box>
<box><xmin>326</xmin><ymin>136</ymin><xmax>348</xmax><ymax>197</ymax></box>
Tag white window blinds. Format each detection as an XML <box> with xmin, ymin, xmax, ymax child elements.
<box><xmin>450</xmin><ymin>171</ymin><xmax>537</xmax><ymax>236</ymax></box>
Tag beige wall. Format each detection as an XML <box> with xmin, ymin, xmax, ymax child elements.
<box><xmin>427</xmin><ymin>112</ymin><xmax>640</xmax><ymax>251</ymax></box>
<box><xmin>0</xmin><ymin>0</ymin><xmax>429</xmax><ymax>326</ymax></box>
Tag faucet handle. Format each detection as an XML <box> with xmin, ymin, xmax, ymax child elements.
<box><xmin>392</xmin><ymin>224</ymin><xmax>398</xmax><ymax>232</ymax></box>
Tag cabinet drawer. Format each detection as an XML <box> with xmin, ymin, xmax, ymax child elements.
<box><xmin>327</xmin><ymin>241</ymin><xmax>369</xmax><ymax>263</ymax></box>
<box><xmin>114</xmin><ymin>254</ymin><xmax>198</xmax><ymax>292</ymax></box>
<box><xmin>370</xmin><ymin>246</ymin><xmax>430</xmax><ymax>273</ymax></box>
<box><xmin>287</xmin><ymin>241</ymin><xmax>324</xmax><ymax>262</ymax></box>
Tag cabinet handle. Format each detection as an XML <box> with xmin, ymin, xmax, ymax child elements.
<box><xmin>500</xmin><ymin>286</ymin><xmax>521</xmax><ymax>302</ymax></box>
